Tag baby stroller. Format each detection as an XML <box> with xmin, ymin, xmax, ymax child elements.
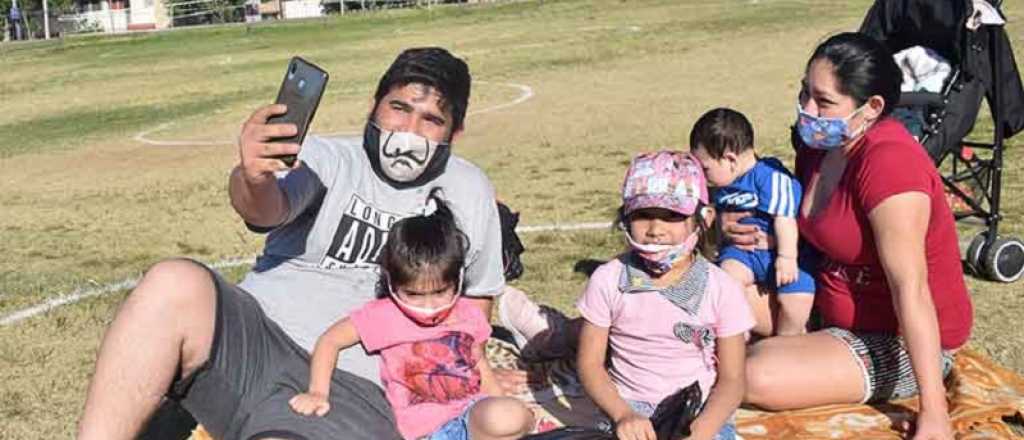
<box><xmin>859</xmin><ymin>0</ymin><xmax>1024</xmax><ymax>282</ymax></box>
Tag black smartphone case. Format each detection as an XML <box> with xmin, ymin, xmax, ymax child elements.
<box><xmin>267</xmin><ymin>57</ymin><xmax>329</xmax><ymax>167</ymax></box>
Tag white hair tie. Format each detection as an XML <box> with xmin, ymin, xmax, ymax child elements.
<box><xmin>419</xmin><ymin>198</ymin><xmax>438</xmax><ymax>217</ymax></box>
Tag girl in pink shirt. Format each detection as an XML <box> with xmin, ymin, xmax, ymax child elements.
<box><xmin>289</xmin><ymin>191</ymin><xmax>533</xmax><ymax>440</ymax></box>
<box><xmin>576</xmin><ymin>151</ymin><xmax>754</xmax><ymax>440</ymax></box>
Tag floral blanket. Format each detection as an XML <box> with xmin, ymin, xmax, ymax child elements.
<box><xmin>484</xmin><ymin>339</ymin><xmax>1024</xmax><ymax>439</ymax></box>
<box><xmin>190</xmin><ymin>339</ymin><xmax>1024</xmax><ymax>439</ymax></box>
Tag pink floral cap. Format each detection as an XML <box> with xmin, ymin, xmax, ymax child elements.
<box><xmin>621</xmin><ymin>150</ymin><xmax>709</xmax><ymax>216</ymax></box>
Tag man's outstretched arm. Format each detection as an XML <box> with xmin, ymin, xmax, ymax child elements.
<box><xmin>229</xmin><ymin>104</ymin><xmax>300</xmax><ymax>228</ymax></box>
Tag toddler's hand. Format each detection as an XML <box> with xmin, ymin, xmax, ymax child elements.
<box><xmin>614</xmin><ymin>412</ymin><xmax>656</xmax><ymax>440</ymax></box>
<box><xmin>289</xmin><ymin>392</ymin><xmax>331</xmax><ymax>417</ymax></box>
<box><xmin>776</xmin><ymin>255</ymin><xmax>797</xmax><ymax>287</ymax></box>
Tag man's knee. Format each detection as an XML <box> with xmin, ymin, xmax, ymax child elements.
<box><xmin>132</xmin><ymin>258</ymin><xmax>216</xmax><ymax>309</ymax></box>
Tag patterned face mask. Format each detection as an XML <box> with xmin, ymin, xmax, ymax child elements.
<box><xmin>372</xmin><ymin>121</ymin><xmax>449</xmax><ymax>182</ymax></box>
<box><xmin>624</xmin><ymin>231</ymin><xmax>700</xmax><ymax>274</ymax></box>
<box><xmin>795</xmin><ymin>103</ymin><xmax>867</xmax><ymax>150</ymax></box>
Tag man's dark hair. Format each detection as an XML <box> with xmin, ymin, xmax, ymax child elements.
<box><xmin>373</xmin><ymin>47</ymin><xmax>472</xmax><ymax>134</ymax></box>
<box><xmin>689</xmin><ymin>107</ymin><xmax>754</xmax><ymax>160</ymax></box>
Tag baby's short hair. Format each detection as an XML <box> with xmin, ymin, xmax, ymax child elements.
<box><xmin>689</xmin><ymin>107</ymin><xmax>754</xmax><ymax>159</ymax></box>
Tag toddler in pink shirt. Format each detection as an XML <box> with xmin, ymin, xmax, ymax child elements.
<box><xmin>289</xmin><ymin>191</ymin><xmax>533</xmax><ymax>440</ymax></box>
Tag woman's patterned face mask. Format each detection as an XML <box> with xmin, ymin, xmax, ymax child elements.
<box><xmin>795</xmin><ymin>103</ymin><xmax>867</xmax><ymax>150</ymax></box>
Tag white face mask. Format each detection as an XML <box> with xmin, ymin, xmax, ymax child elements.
<box><xmin>376</xmin><ymin>125</ymin><xmax>446</xmax><ymax>182</ymax></box>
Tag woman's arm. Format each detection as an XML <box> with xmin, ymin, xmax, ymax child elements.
<box><xmin>688</xmin><ymin>334</ymin><xmax>745</xmax><ymax>440</ymax></box>
<box><xmin>577</xmin><ymin>321</ymin><xmax>655</xmax><ymax>440</ymax></box>
<box><xmin>868</xmin><ymin>192</ymin><xmax>953</xmax><ymax>439</ymax></box>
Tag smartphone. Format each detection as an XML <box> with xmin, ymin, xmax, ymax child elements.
<box><xmin>267</xmin><ymin>57</ymin><xmax>329</xmax><ymax>167</ymax></box>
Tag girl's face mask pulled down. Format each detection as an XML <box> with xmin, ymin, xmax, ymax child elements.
<box><xmin>623</xmin><ymin>211</ymin><xmax>701</xmax><ymax>274</ymax></box>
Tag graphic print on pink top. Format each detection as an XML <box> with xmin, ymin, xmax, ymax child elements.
<box><xmin>350</xmin><ymin>298</ymin><xmax>491</xmax><ymax>439</ymax></box>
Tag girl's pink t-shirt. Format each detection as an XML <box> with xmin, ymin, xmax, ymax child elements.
<box><xmin>350</xmin><ymin>298</ymin><xmax>490</xmax><ymax>440</ymax></box>
<box><xmin>577</xmin><ymin>256</ymin><xmax>754</xmax><ymax>404</ymax></box>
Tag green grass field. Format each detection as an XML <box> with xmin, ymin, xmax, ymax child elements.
<box><xmin>1</xmin><ymin>0</ymin><xmax>1022</xmax><ymax>437</ymax></box>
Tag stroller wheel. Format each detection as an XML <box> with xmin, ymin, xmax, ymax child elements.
<box><xmin>965</xmin><ymin>232</ymin><xmax>988</xmax><ymax>276</ymax></box>
<box><xmin>982</xmin><ymin>236</ymin><xmax>1024</xmax><ymax>283</ymax></box>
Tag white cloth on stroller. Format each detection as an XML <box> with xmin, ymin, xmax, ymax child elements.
<box><xmin>967</xmin><ymin>0</ymin><xmax>1005</xmax><ymax>31</ymax></box>
<box><xmin>893</xmin><ymin>46</ymin><xmax>952</xmax><ymax>93</ymax></box>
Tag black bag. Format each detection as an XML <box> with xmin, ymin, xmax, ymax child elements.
<box><xmin>498</xmin><ymin>202</ymin><xmax>526</xmax><ymax>281</ymax></box>
<box><xmin>522</xmin><ymin>381</ymin><xmax>703</xmax><ymax>440</ymax></box>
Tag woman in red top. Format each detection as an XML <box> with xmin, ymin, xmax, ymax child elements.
<box><xmin>733</xmin><ymin>33</ymin><xmax>972</xmax><ymax>440</ymax></box>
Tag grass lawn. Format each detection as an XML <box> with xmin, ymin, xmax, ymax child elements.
<box><xmin>1</xmin><ymin>0</ymin><xmax>1021</xmax><ymax>437</ymax></box>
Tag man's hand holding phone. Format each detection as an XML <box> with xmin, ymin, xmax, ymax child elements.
<box><xmin>238</xmin><ymin>104</ymin><xmax>301</xmax><ymax>185</ymax></box>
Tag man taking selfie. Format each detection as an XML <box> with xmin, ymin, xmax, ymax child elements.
<box><xmin>78</xmin><ymin>47</ymin><xmax>505</xmax><ymax>440</ymax></box>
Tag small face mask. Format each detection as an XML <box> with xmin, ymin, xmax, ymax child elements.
<box><xmin>387</xmin><ymin>271</ymin><xmax>463</xmax><ymax>327</ymax></box>
<box><xmin>624</xmin><ymin>230</ymin><xmax>700</xmax><ymax>274</ymax></box>
<box><xmin>374</xmin><ymin>122</ymin><xmax>449</xmax><ymax>182</ymax></box>
<box><xmin>795</xmin><ymin>103</ymin><xmax>868</xmax><ymax>150</ymax></box>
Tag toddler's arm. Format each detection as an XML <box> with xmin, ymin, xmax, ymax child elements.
<box><xmin>773</xmin><ymin>216</ymin><xmax>799</xmax><ymax>286</ymax></box>
<box><xmin>289</xmin><ymin>317</ymin><xmax>361</xmax><ymax>416</ymax></box>
<box><xmin>577</xmin><ymin>321</ymin><xmax>656</xmax><ymax>440</ymax></box>
<box><xmin>687</xmin><ymin>334</ymin><xmax>745</xmax><ymax>440</ymax></box>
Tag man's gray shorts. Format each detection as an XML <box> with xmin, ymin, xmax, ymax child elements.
<box><xmin>167</xmin><ymin>263</ymin><xmax>402</xmax><ymax>440</ymax></box>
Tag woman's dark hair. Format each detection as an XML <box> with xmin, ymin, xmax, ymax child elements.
<box><xmin>379</xmin><ymin>188</ymin><xmax>469</xmax><ymax>294</ymax></box>
<box><xmin>373</xmin><ymin>47</ymin><xmax>471</xmax><ymax>135</ymax></box>
<box><xmin>689</xmin><ymin>107</ymin><xmax>755</xmax><ymax>160</ymax></box>
<box><xmin>807</xmin><ymin>32</ymin><xmax>902</xmax><ymax>116</ymax></box>
<box><xmin>613</xmin><ymin>203</ymin><xmax>717</xmax><ymax>261</ymax></box>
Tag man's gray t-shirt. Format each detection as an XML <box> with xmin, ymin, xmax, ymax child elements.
<box><xmin>237</xmin><ymin>135</ymin><xmax>505</xmax><ymax>384</ymax></box>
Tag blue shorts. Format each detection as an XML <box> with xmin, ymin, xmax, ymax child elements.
<box><xmin>719</xmin><ymin>245</ymin><xmax>815</xmax><ymax>294</ymax></box>
<box><xmin>428</xmin><ymin>399</ymin><xmax>480</xmax><ymax>440</ymax></box>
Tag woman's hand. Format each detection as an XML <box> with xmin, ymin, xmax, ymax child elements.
<box><xmin>614</xmin><ymin>412</ymin><xmax>656</xmax><ymax>440</ymax></box>
<box><xmin>720</xmin><ymin>211</ymin><xmax>768</xmax><ymax>251</ymax></box>
<box><xmin>289</xmin><ymin>392</ymin><xmax>331</xmax><ymax>416</ymax></box>
<box><xmin>911</xmin><ymin>409</ymin><xmax>954</xmax><ymax>440</ymax></box>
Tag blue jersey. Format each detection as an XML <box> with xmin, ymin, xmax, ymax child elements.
<box><xmin>713</xmin><ymin>157</ymin><xmax>801</xmax><ymax>237</ymax></box>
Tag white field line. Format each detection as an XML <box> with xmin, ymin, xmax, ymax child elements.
<box><xmin>0</xmin><ymin>257</ymin><xmax>255</xmax><ymax>326</ymax></box>
<box><xmin>133</xmin><ymin>81</ymin><xmax>534</xmax><ymax>146</ymax></box>
<box><xmin>0</xmin><ymin>220</ymin><xmax>608</xmax><ymax>326</ymax></box>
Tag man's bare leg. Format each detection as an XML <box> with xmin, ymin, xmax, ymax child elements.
<box><xmin>78</xmin><ymin>259</ymin><xmax>217</xmax><ymax>440</ymax></box>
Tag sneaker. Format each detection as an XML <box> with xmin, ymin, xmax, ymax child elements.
<box><xmin>497</xmin><ymin>286</ymin><xmax>550</xmax><ymax>349</ymax></box>
<box><xmin>497</xmin><ymin>286</ymin><xmax>576</xmax><ymax>362</ymax></box>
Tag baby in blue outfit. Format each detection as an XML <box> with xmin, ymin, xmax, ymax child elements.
<box><xmin>690</xmin><ymin>108</ymin><xmax>815</xmax><ymax>336</ymax></box>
